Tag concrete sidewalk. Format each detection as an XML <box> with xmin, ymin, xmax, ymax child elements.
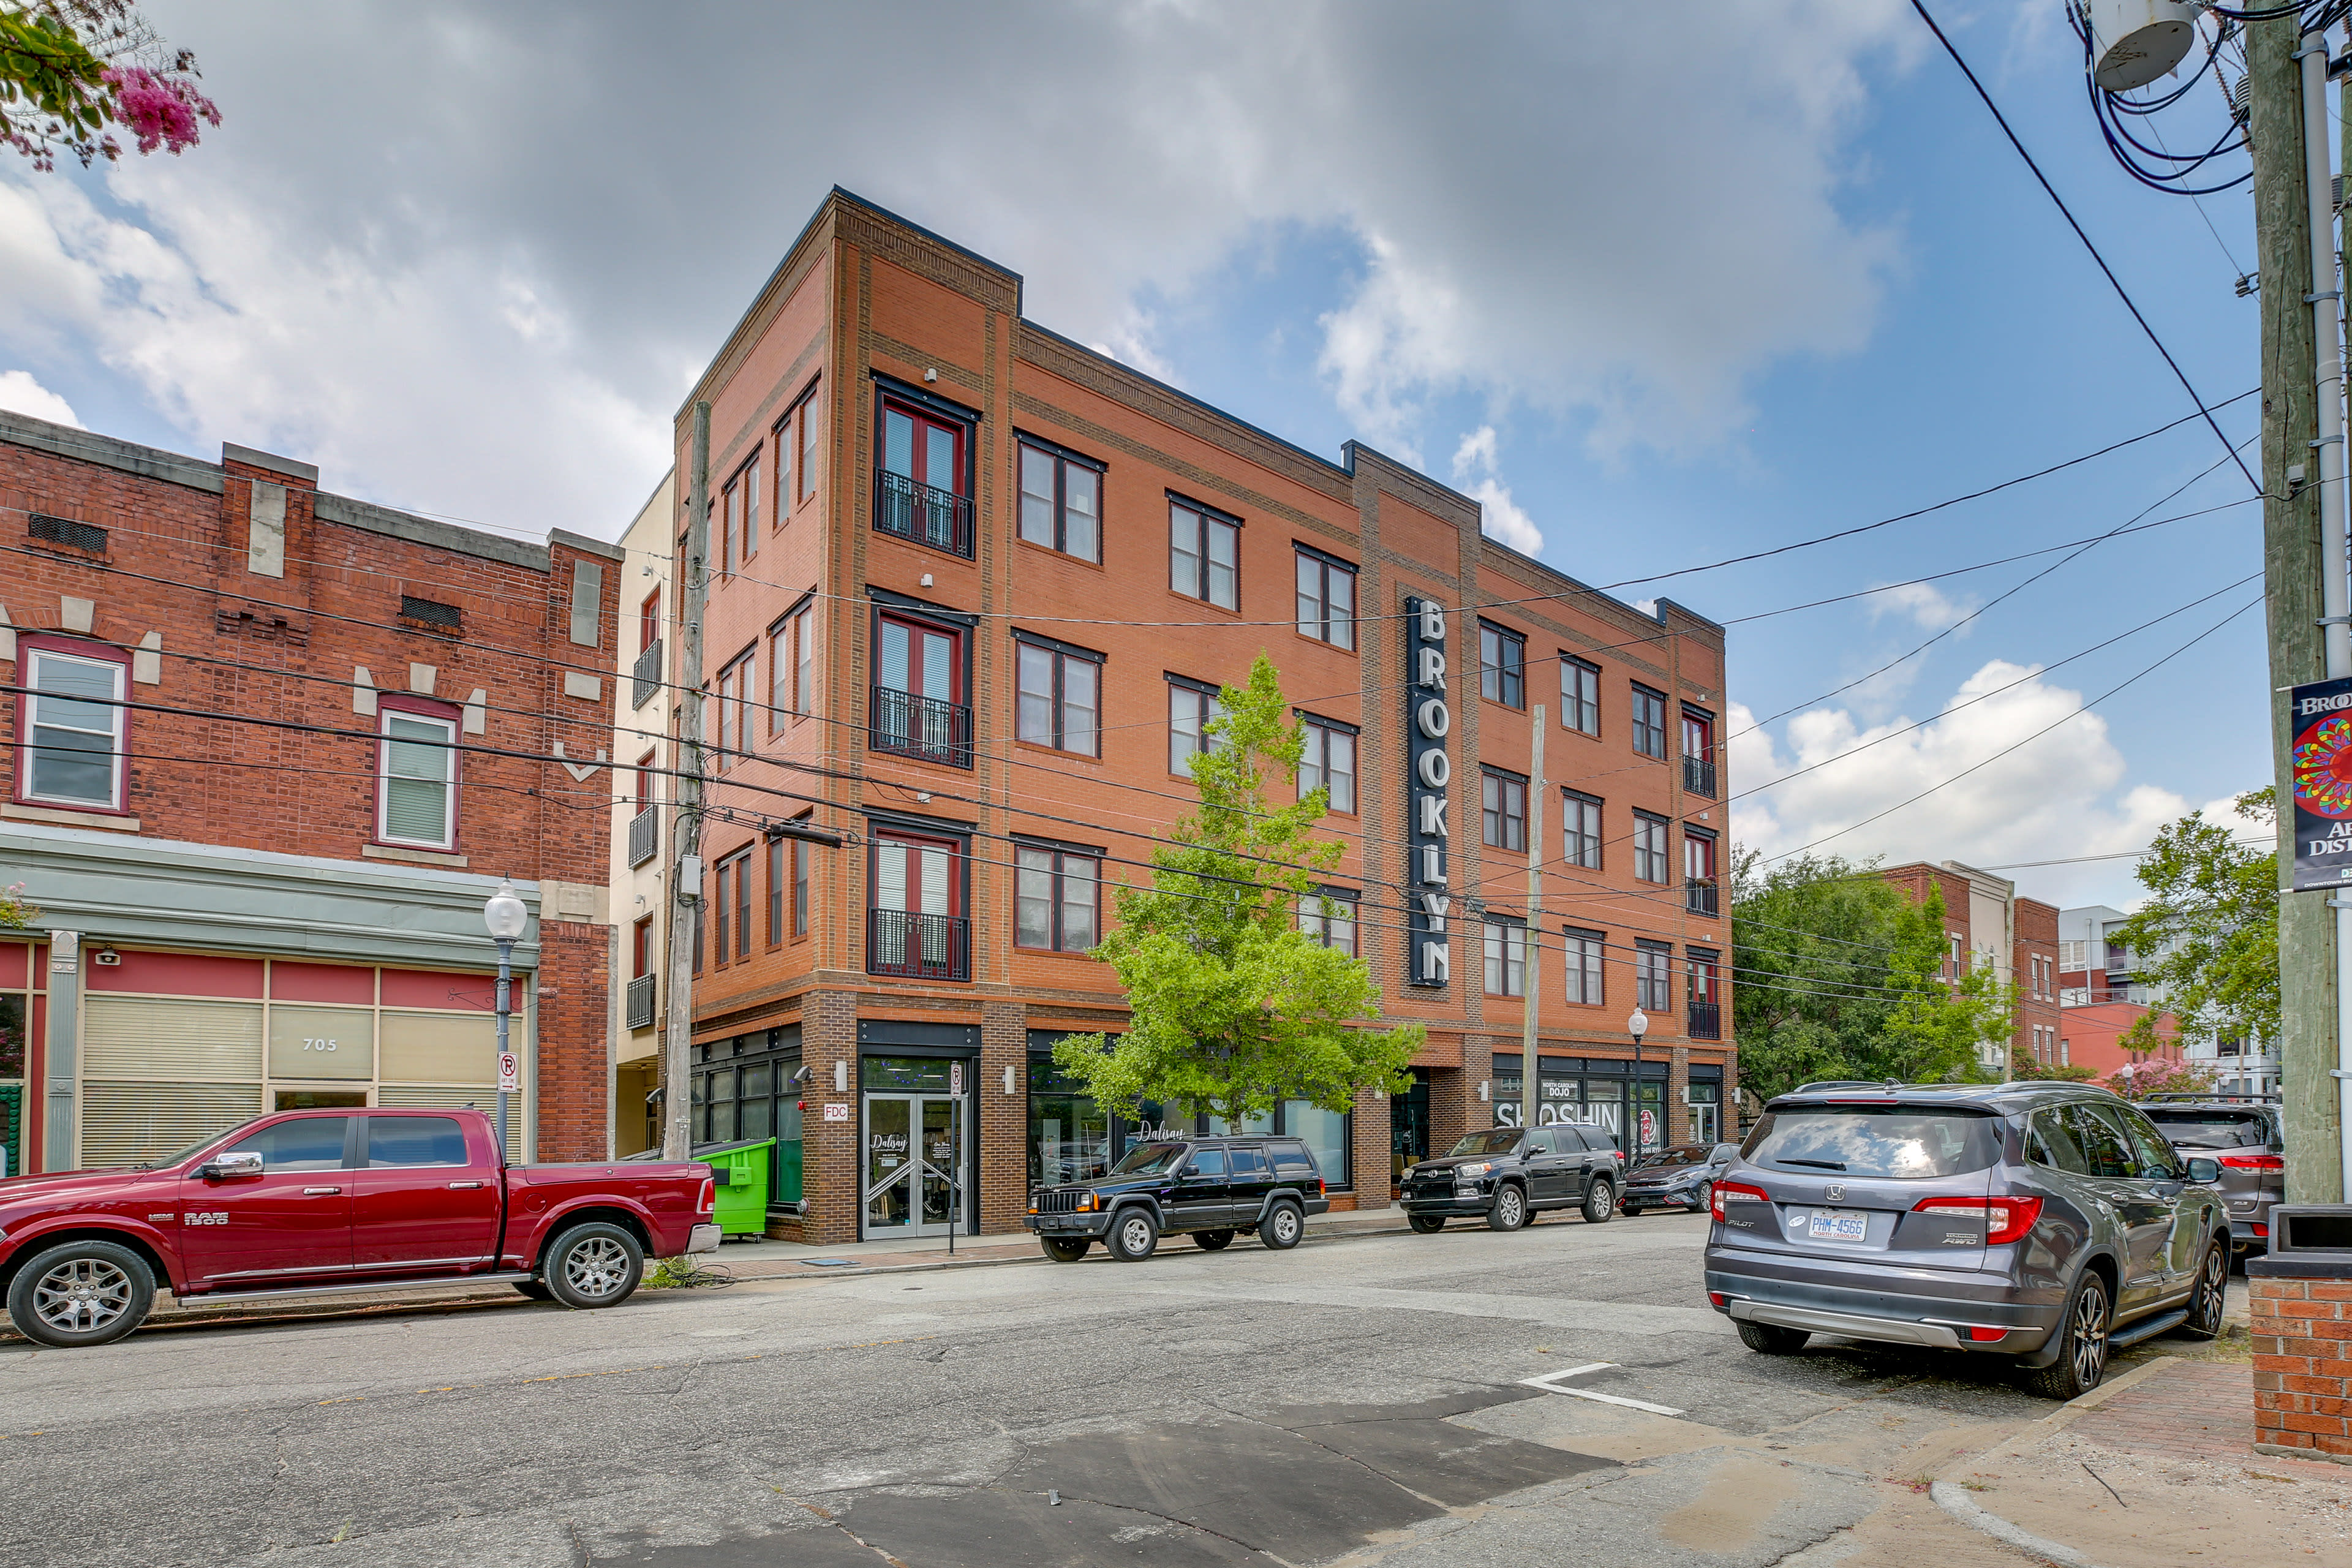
<box><xmin>1932</xmin><ymin>1355</ymin><xmax>2352</xmax><ymax>1567</ymax></box>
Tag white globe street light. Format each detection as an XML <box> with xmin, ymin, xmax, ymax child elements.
<box><xmin>1627</xmin><ymin>1009</ymin><xmax>1650</xmax><ymax>1158</ymax></box>
<box><xmin>483</xmin><ymin>880</ymin><xmax>528</xmax><ymax>1158</ymax></box>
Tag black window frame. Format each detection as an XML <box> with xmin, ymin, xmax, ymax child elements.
<box><xmin>1014</xmin><ymin>839</ymin><xmax>1102</xmax><ymax>956</ymax></box>
<box><xmin>1298</xmin><ymin>712</ymin><xmax>1358</xmax><ymax>815</ymax></box>
<box><xmin>1479</xmin><ymin>621</ymin><xmax>1526</xmax><ymax>708</ymax></box>
<box><xmin>1632</xmin><ymin>810</ymin><xmax>1670</xmax><ymax>884</ymax></box>
<box><xmin>1562</xmin><ymin>926</ymin><xmax>1605</xmax><ymax>1005</ymax></box>
<box><xmin>1167</xmin><ymin>673</ymin><xmax>1225</xmax><ymax>777</ymax></box>
<box><xmin>1563</xmin><ymin>789</ymin><xmax>1603</xmax><ymax>870</ymax></box>
<box><xmin>1561</xmin><ymin>655</ymin><xmax>1600</xmax><ymax>736</ymax></box>
<box><xmin>1014</xmin><ymin>630</ymin><xmax>1105</xmax><ymax>756</ymax></box>
<box><xmin>1635</xmin><ymin>938</ymin><xmax>1673</xmax><ymax>1011</ymax></box>
<box><xmin>1168</xmin><ymin>494</ymin><xmax>1241</xmax><ymax>611</ymax></box>
<box><xmin>1630</xmin><ymin>683</ymin><xmax>1668</xmax><ymax>760</ymax></box>
<box><xmin>1016</xmin><ymin>434</ymin><xmax>1105</xmax><ymax>563</ymax></box>
<box><xmin>1293</xmin><ymin>545</ymin><xmax>1357</xmax><ymax>650</ymax></box>
<box><xmin>1482</xmin><ymin>767</ymin><xmax>1528</xmax><ymax>853</ymax></box>
<box><xmin>1483</xmin><ymin>914</ymin><xmax>1528</xmax><ymax>998</ymax></box>
<box><xmin>1300</xmin><ymin>885</ymin><xmax>1360</xmax><ymax>957</ymax></box>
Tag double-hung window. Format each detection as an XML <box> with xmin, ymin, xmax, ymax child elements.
<box><xmin>1635</xmin><ymin>939</ymin><xmax>1672</xmax><ymax>1011</ymax></box>
<box><xmin>717</xmin><ymin>647</ymin><xmax>755</xmax><ymax>764</ymax></box>
<box><xmin>1298</xmin><ymin>714</ymin><xmax>1357</xmax><ymax>813</ymax></box>
<box><xmin>1170</xmin><ymin>498</ymin><xmax>1238</xmax><ymax>610</ymax></box>
<box><xmin>1483</xmin><ymin>919</ymin><xmax>1527</xmax><ymax>998</ymax></box>
<box><xmin>777</xmin><ymin>382</ymin><xmax>820</xmax><ymax>511</ymax></box>
<box><xmin>378</xmin><ymin>704</ymin><xmax>457</xmax><ymax>850</ymax></box>
<box><xmin>1632</xmin><ymin>812</ymin><xmax>1669</xmax><ymax>884</ymax></box>
<box><xmin>793</xmin><ymin>836</ymin><xmax>811</xmax><ymax>939</ymax></box>
<box><xmin>1479</xmin><ymin>622</ymin><xmax>1525</xmax><ymax>707</ymax></box>
<box><xmin>1482</xmin><ymin>769</ymin><xmax>1526</xmax><ymax>853</ymax></box>
<box><xmin>1563</xmin><ymin>790</ymin><xmax>1603</xmax><ymax>870</ymax></box>
<box><xmin>1014</xmin><ymin>842</ymin><xmax>1099</xmax><ymax>954</ymax></box>
<box><xmin>766</xmin><ymin>837</ymin><xmax>785</xmax><ymax>947</ymax></box>
<box><xmin>1167</xmin><ymin>675</ymin><xmax>1226</xmax><ymax>775</ymax></box>
<box><xmin>1300</xmin><ymin>889</ymin><xmax>1359</xmax><ymax>957</ymax></box>
<box><xmin>1016</xmin><ymin>633</ymin><xmax>1101</xmax><ymax>756</ymax></box>
<box><xmin>719</xmin><ymin>475</ymin><xmax>740</xmax><ymax>576</ymax></box>
<box><xmin>729</xmin><ymin>846</ymin><xmax>753</xmax><ymax>961</ymax></box>
<box><xmin>1630</xmin><ymin>684</ymin><xmax>1668</xmax><ymax>760</ymax></box>
<box><xmin>19</xmin><ymin>644</ymin><xmax>127</xmax><ymax>811</ymax></box>
<box><xmin>1294</xmin><ymin>548</ymin><xmax>1355</xmax><ymax>649</ymax></box>
<box><xmin>770</xmin><ymin>604</ymin><xmax>816</xmax><ymax>728</ymax></box>
<box><xmin>1562</xmin><ymin>656</ymin><xmax>1600</xmax><ymax>736</ymax></box>
<box><xmin>1562</xmin><ymin>928</ymin><xmax>1605</xmax><ymax>1005</ymax></box>
<box><xmin>728</xmin><ymin>455</ymin><xmax>760</xmax><ymax>569</ymax></box>
<box><xmin>1018</xmin><ymin>439</ymin><xmax>1102</xmax><ymax>562</ymax></box>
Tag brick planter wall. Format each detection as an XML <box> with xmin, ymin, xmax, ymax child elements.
<box><xmin>2249</xmin><ymin>1264</ymin><xmax>2352</xmax><ymax>1463</ymax></box>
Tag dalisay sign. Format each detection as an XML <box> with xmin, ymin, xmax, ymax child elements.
<box><xmin>2291</xmin><ymin>675</ymin><xmax>2352</xmax><ymax>891</ymax></box>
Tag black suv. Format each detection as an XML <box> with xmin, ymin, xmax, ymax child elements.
<box><xmin>1399</xmin><ymin>1125</ymin><xmax>1624</xmax><ymax>1232</ymax></box>
<box><xmin>2137</xmin><ymin>1093</ymin><xmax>2283</xmax><ymax>1263</ymax></box>
<box><xmin>1023</xmin><ymin>1136</ymin><xmax>1332</xmax><ymax>1262</ymax></box>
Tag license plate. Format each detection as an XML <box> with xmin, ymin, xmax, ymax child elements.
<box><xmin>1806</xmin><ymin>1208</ymin><xmax>1869</xmax><ymax>1244</ymax></box>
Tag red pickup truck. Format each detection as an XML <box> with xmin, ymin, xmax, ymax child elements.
<box><xmin>0</xmin><ymin>1106</ymin><xmax>717</xmax><ymax>1348</ymax></box>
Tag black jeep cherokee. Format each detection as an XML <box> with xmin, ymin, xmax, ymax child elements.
<box><xmin>1024</xmin><ymin>1136</ymin><xmax>1332</xmax><ymax>1262</ymax></box>
<box><xmin>1400</xmin><ymin>1125</ymin><xmax>1623</xmax><ymax>1232</ymax></box>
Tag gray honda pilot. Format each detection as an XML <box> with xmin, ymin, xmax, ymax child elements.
<box><xmin>1703</xmin><ymin>1080</ymin><xmax>2232</xmax><ymax>1400</ymax></box>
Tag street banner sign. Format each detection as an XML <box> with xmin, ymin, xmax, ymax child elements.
<box><xmin>497</xmin><ymin>1052</ymin><xmax>519</xmax><ymax>1092</ymax></box>
<box><xmin>2290</xmin><ymin>676</ymin><xmax>2352</xmax><ymax>890</ymax></box>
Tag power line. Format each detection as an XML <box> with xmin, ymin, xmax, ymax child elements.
<box><xmin>1911</xmin><ymin>0</ymin><xmax>2261</xmax><ymax>493</ymax></box>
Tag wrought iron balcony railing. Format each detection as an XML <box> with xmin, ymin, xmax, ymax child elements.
<box><xmin>1687</xmin><ymin>1000</ymin><xmax>1722</xmax><ymax>1040</ymax></box>
<box><xmin>1686</xmin><ymin>878</ymin><xmax>1719</xmax><ymax>918</ymax></box>
<box><xmin>632</xmin><ymin>639</ymin><xmax>663</xmax><ymax>709</ymax></box>
<box><xmin>868</xmin><ymin>907</ymin><xmax>971</xmax><ymax>982</ymax></box>
<box><xmin>874</xmin><ymin>469</ymin><xmax>973</xmax><ymax>558</ymax></box>
<box><xmin>869</xmin><ymin>685</ymin><xmax>973</xmax><ymax>769</ymax></box>
<box><xmin>1682</xmin><ymin>754</ymin><xmax>1717</xmax><ymax>798</ymax></box>
<box><xmin>625</xmin><ymin>973</ymin><xmax>657</xmax><ymax>1031</ymax></box>
<box><xmin>627</xmin><ymin>806</ymin><xmax>660</xmax><ymax>868</ymax></box>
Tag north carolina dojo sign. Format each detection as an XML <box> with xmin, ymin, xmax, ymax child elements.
<box><xmin>1405</xmin><ymin>595</ymin><xmax>1452</xmax><ymax>987</ymax></box>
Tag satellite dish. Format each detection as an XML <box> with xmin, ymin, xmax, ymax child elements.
<box><xmin>2085</xmin><ymin>0</ymin><xmax>2198</xmax><ymax>94</ymax></box>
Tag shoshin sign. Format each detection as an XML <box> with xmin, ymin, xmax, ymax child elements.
<box><xmin>2291</xmin><ymin>674</ymin><xmax>2352</xmax><ymax>891</ymax></box>
<box><xmin>1405</xmin><ymin>595</ymin><xmax>1452</xmax><ymax>987</ymax></box>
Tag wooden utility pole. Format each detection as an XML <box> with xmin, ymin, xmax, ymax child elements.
<box><xmin>2248</xmin><ymin>16</ymin><xmax>2342</xmax><ymax>1204</ymax></box>
<box><xmin>660</xmin><ymin>402</ymin><xmax>711</xmax><ymax>1161</ymax></box>
<box><xmin>1519</xmin><ymin>706</ymin><xmax>1546</xmax><ymax>1137</ymax></box>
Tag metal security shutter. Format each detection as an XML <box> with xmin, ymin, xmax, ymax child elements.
<box><xmin>79</xmin><ymin>1082</ymin><xmax>262</xmax><ymax>1169</ymax></box>
<box><xmin>375</xmin><ymin>1083</ymin><xmax>520</xmax><ymax>1163</ymax></box>
<box><xmin>83</xmin><ymin>996</ymin><xmax>264</xmax><ymax>1080</ymax></box>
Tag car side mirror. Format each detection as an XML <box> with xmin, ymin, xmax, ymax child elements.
<box><xmin>2185</xmin><ymin>1157</ymin><xmax>2220</xmax><ymax>1185</ymax></box>
<box><xmin>199</xmin><ymin>1150</ymin><xmax>264</xmax><ymax>1181</ymax></box>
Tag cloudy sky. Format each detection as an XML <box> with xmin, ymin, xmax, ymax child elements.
<box><xmin>0</xmin><ymin>1</ymin><xmax>2278</xmax><ymax>908</ymax></box>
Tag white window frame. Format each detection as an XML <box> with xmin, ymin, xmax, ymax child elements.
<box><xmin>20</xmin><ymin>646</ymin><xmax>127</xmax><ymax>812</ymax></box>
<box><xmin>377</xmin><ymin>709</ymin><xmax>458</xmax><ymax>851</ymax></box>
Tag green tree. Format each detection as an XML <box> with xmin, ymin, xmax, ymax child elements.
<box><xmin>1052</xmin><ymin>655</ymin><xmax>1422</xmax><ymax>1125</ymax></box>
<box><xmin>2113</xmin><ymin>788</ymin><xmax>2278</xmax><ymax>1060</ymax></box>
<box><xmin>0</xmin><ymin>879</ymin><xmax>30</xmax><ymax>929</ymax></box>
<box><xmin>1732</xmin><ymin>852</ymin><xmax>2010</xmax><ymax>1099</ymax></box>
<box><xmin>2</xmin><ymin>1</ymin><xmax>218</xmax><ymax>172</ymax></box>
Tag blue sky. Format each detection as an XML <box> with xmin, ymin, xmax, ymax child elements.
<box><xmin>0</xmin><ymin>2</ymin><xmax>2281</xmax><ymax>907</ymax></box>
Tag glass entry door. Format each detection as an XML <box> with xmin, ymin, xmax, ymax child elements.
<box><xmin>864</xmin><ymin>1093</ymin><xmax>965</xmax><ymax>1237</ymax></box>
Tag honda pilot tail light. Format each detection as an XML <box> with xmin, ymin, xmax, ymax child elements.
<box><xmin>1912</xmin><ymin>1194</ymin><xmax>2043</xmax><ymax>1245</ymax></box>
<box><xmin>1711</xmin><ymin>1180</ymin><xmax>1769</xmax><ymax>1221</ymax></box>
<box><xmin>2218</xmin><ymin>1153</ymin><xmax>2286</xmax><ymax>1173</ymax></box>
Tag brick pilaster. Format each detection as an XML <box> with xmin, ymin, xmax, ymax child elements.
<box><xmin>1349</xmin><ymin>1083</ymin><xmax>1391</xmax><ymax>1209</ymax></box>
<box><xmin>798</xmin><ymin>989</ymin><xmax>860</xmax><ymax>1246</ymax></box>
<box><xmin>978</xmin><ymin>1000</ymin><xmax>1027</xmax><ymax>1235</ymax></box>
<box><xmin>2250</xmin><ymin>1272</ymin><xmax>2352</xmax><ymax>1461</ymax></box>
<box><xmin>1668</xmin><ymin>1044</ymin><xmax>1691</xmax><ymax>1148</ymax></box>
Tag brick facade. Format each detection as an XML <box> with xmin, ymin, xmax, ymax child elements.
<box><xmin>1881</xmin><ymin>861</ymin><xmax>2061</xmax><ymax>1076</ymax></box>
<box><xmin>663</xmin><ymin>189</ymin><xmax>1734</xmax><ymax>1242</ymax></box>
<box><xmin>2251</xmin><ymin>1270</ymin><xmax>2352</xmax><ymax>1462</ymax></box>
<box><xmin>0</xmin><ymin>412</ymin><xmax>619</xmax><ymax>1166</ymax></box>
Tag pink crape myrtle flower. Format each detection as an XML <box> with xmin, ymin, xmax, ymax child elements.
<box><xmin>102</xmin><ymin>65</ymin><xmax>222</xmax><ymax>157</ymax></box>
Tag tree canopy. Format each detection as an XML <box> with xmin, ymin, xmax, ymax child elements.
<box><xmin>2</xmin><ymin>2</ymin><xmax>217</xmax><ymax>172</ymax></box>
<box><xmin>2114</xmin><ymin>788</ymin><xmax>2278</xmax><ymax>1058</ymax></box>
<box><xmin>1732</xmin><ymin>851</ymin><xmax>2015</xmax><ymax>1101</ymax></box>
<box><xmin>1051</xmin><ymin>655</ymin><xmax>1421</xmax><ymax>1125</ymax></box>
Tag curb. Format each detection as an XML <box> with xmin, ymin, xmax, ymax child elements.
<box><xmin>1928</xmin><ymin>1482</ymin><xmax>2114</xmax><ymax>1568</ymax></box>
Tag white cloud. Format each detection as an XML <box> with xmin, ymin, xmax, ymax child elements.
<box><xmin>1730</xmin><ymin>658</ymin><xmax>2197</xmax><ymax>905</ymax></box>
<box><xmin>0</xmin><ymin>369</ymin><xmax>78</xmax><ymax>426</ymax></box>
<box><xmin>1866</xmin><ymin>579</ymin><xmax>1978</xmax><ymax>633</ymax></box>
<box><xmin>0</xmin><ymin>1</ymin><xmax>1915</xmax><ymax>535</ymax></box>
<box><xmin>1450</xmin><ymin>424</ymin><xmax>1543</xmax><ymax>554</ymax></box>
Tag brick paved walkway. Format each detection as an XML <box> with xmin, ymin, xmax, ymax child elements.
<box><xmin>2071</xmin><ymin>1359</ymin><xmax>2256</xmax><ymax>1461</ymax></box>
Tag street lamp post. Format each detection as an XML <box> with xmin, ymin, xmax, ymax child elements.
<box><xmin>1627</xmin><ymin>1009</ymin><xmax>1649</xmax><ymax>1159</ymax></box>
<box><xmin>483</xmin><ymin>880</ymin><xmax>529</xmax><ymax>1158</ymax></box>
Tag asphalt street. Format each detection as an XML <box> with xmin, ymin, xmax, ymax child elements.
<box><xmin>0</xmin><ymin>1210</ymin><xmax>2084</xmax><ymax>1567</ymax></box>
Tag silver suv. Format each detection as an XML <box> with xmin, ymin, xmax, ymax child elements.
<box><xmin>2137</xmin><ymin>1093</ymin><xmax>2283</xmax><ymax>1264</ymax></box>
<box><xmin>1703</xmin><ymin>1081</ymin><xmax>2232</xmax><ymax>1399</ymax></box>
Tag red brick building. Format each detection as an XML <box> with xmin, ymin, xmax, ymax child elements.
<box><xmin>0</xmin><ymin>410</ymin><xmax>620</xmax><ymax>1174</ymax></box>
<box><xmin>655</xmin><ymin>190</ymin><xmax>1735</xmax><ymax>1245</ymax></box>
<box><xmin>1879</xmin><ymin>860</ymin><xmax>2060</xmax><ymax>1074</ymax></box>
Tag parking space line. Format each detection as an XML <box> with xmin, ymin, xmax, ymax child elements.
<box><xmin>1518</xmin><ymin>1361</ymin><xmax>1686</xmax><ymax>1416</ymax></box>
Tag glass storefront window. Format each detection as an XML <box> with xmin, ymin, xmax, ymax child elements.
<box><xmin>864</xmin><ymin>1055</ymin><xmax>954</xmax><ymax>1092</ymax></box>
<box><xmin>739</xmin><ymin>1063</ymin><xmax>774</xmax><ymax>1140</ymax></box>
<box><xmin>0</xmin><ymin>993</ymin><xmax>23</xmax><ymax>1180</ymax></box>
<box><xmin>1030</xmin><ymin>1089</ymin><xmax>1109</xmax><ymax>1185</ymax></box>
<box><xmin>1283</xmin><ymin>1101</ymin><xmax>1348</xmax><ymax>1188</ymax></box>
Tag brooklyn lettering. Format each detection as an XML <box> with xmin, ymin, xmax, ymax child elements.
<box><xmin>1406</xmin><ymin>595</ymin><xmax>1453</xmax><ymax>988</ymax></box>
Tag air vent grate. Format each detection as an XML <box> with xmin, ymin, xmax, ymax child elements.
<box><xmin>398</xmin><ymin>595</ymin><xmax>462</xmax><ymax>633</ymax></box>
<box><xmin>29</xmin><ymin>513</ymin><xmax>107</xmax><ymax>553</ymax></box>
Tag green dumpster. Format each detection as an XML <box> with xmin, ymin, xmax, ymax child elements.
<box><xmin>693</xmin><ymin>1137</ymin><xmax>776</xmax><ymax>1237</ymax></box>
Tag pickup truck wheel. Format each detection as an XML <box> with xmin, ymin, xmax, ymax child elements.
<box><xmin>1261</xmin><ymin>1202</ymin><xmax>1305</xmax><ymax>1251</ymax></box>
<box><xmin>1107</xmin><ymin>1209</ymin><xmax>1159</xmax><ymax>1262</ymax></box>
<box><xmin>7</xmin><ymin>1239</ymin><xmax>155</xmax><ymax>1348</ymax></box>
<box><xmin>1487</xmin><ymin>1183</ymin><xmax>1529</xmax><ymax>1232</ymax></box>
<box><xmin>543</xmin><ymin>1222</ymin><xmax>644</xmax><ymax>1309</ymax></box>
<box><xmin>1408</xmin><ymin>1214</ymin><xmax>1446</xmax><ymax>1234</ymax></box>
<box><xmin>1581</xmin><ymin>1178</ymin><xmax>1616</xmax><ymax>1224</ymax></box>
<box><xmin>1193</xmin><ymin>1229</ymin><xmax>1235</xmax><ymax>1251</ymax></box>
<box><xmin>1040</xmin><ymin>1237</ymin><xmax>1090</xmax><ymax>1263</ymax></box>
<box><xmin>513</xmin><ymin>1280</ymin><xmax>554</xmax><ymax>1301</ymax></box>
